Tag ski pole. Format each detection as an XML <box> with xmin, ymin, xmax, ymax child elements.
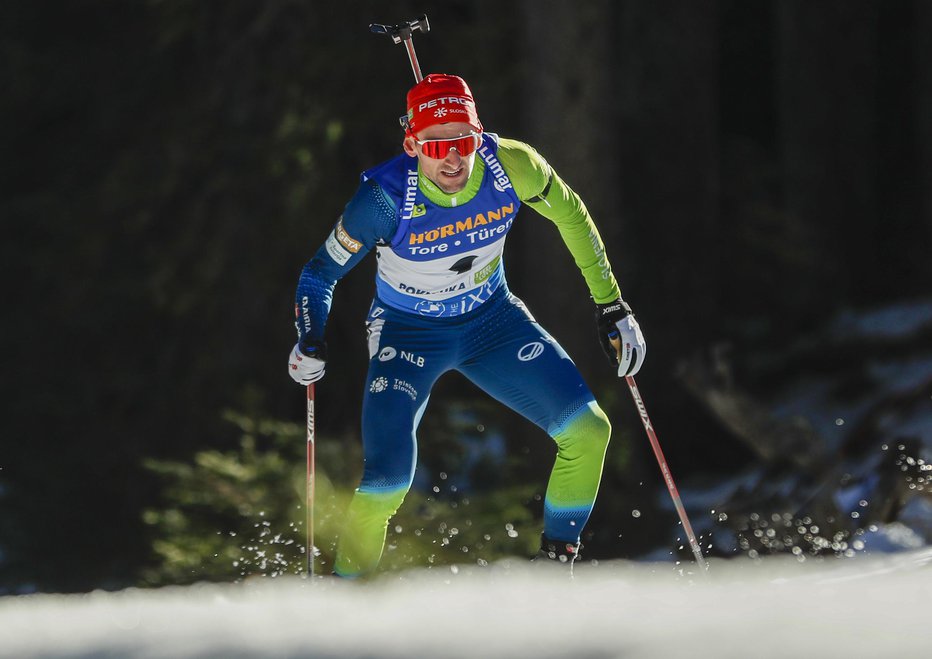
<box><xmin>370</xmin><ymin>14</ymin><xmax>431</xmax><ymax>83</ymax></box>
<box><xmin>625</xmin><ymin>375</ymin><xmax>709</xmax><ymax>571</ymax></box>
<box><xmin>306</xmin><ymin>382</ymin><xmax>316</xmax><ymax>577</ymax></box>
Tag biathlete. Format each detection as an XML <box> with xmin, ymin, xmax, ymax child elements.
<box><xmin>288</xmin><ymin>73</ymin><xmax>646</xmax><ymax>577</ymax></box>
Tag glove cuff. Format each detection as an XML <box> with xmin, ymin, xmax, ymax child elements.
<box><xmin>298</xmin><ymin>339</ymin><xmax>327</xmax><ymax>359</ymax></box>
<box><xmin>596</xmin><ymin>298</ymin><xmax>633</xmax><ymax>319</ymax></box>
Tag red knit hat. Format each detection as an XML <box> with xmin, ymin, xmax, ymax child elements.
<box><xmin>405</xmin><ymin>73</ymin><xmax>482</xmax><ymax>136</ymax></box>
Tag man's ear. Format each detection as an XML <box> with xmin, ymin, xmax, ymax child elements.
<box><xmin>402</xmin><ymin>136</ymin><xmax>418</xmax><ymax>157</ymax></box>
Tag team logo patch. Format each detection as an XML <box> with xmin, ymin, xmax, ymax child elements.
<box><xmin>412</xmin><ymin>203</ymin><xmax>427</xmax><ymax>218</ymax></box>
<box><xmin>517</xmin><ymin>342</ymin><xmax>545</xmax><ymax>362</ymax></box>
<box><xmin>335</xmin><ymin>217</ymin><xmax>362</xmax><ymax>253</ymax></box>
<box><xmin>325</xmin><ymin>233</ymin><xmax>351</xmax><ymax>265</ymax></box>
<box><xmin>415</xmin><ymin>300</ymin><xmax>446</xmax><ymax>317</ymax></box>
<box><xmin>473</xmin><ymin>256</ymin><xmax>500</xmax><ymax>284</ymax></box>
<box><xmin>369</xmin><ymin>376</ymin><xmax>389</xmax><ymax>393</ymax></box>
<box><xmin>400</xmin><ymin>350</ymin><xmax>425</xmax><ymax>367</ymax></box>
<box><xmin>449</xmin><ymin>255</ymin><xmax>477</xmax><ymax>274</ymax></box>
<box><xmin>378</xmin><ymin>347</ymin><xmax>397</xmax><ymax>362</ymax></box>
<box><xmin>392</xmin><ymin>378</ymin><xmax>418</xmax><ymax>400</ymax></box>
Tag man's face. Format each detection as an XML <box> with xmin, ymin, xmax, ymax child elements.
<box><xmin>403</xmin><ymin>122</ymin><xmax>477</xmax><ymax>194</ymax></box>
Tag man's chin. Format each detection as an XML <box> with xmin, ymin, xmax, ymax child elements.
<box><xmin>434</xmin><ymin>173</ymin><xmax>468</xmax><ymax>194</ymax></box>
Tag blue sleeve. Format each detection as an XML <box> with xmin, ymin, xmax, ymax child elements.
<box><xmin>294</xmin><ymin>179</ymin><xmax>398</xmax><ymax>344</ymax></box>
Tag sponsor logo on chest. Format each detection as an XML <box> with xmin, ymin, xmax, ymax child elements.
<box><xmin>408</xmin><ymin>203</ymin><xmax>514</xmax><ymax>246</ymax></box>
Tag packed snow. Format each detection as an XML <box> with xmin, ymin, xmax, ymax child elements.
<box><xmin>1</xmin><ymin>550</ymin><xmax>931</xmax><ymax>658</ymax></box>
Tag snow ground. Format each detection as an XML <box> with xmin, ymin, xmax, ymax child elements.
<box><xmin>2</xmin><ymin>551</ymin><xmax>931</xmax><ymax>659</ymax></box>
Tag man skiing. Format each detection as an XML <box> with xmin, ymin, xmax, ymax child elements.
<box><xmin>288</xmin><ymin>73</ymin><xmax>646</xmax><ymax>577</ymax></box>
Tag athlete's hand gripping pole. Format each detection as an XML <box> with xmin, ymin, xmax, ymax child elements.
<box><xmin>626</xmin><ymin>375</ymin><xmax>709</xmax><ymax>572</ymax></box>
<box><xmin>370</xmin><ymin>14</ymin><xmax>430</xmax><ymax>84</ymax></box>
<box><xmin>596</xmin><ymin>298</ymin><xmax>646</xmax><ymax>377</ymax></box>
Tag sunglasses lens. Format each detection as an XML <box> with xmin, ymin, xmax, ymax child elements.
<box><xmin>455</xmin><ymin>135</ymin><xmax>479</xmax><ymax>156</ymax></box>
<box><xmin>420</xmin><ymin>134</ymin><xmax>479</xmax><ymax>159</ymax></box>
<box><xmin>421</xmin><ymin>141</ymin><xmax>447</xmax><ymax>159</ymax></box>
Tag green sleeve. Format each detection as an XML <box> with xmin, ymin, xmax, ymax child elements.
<box><xmin>497</xmin><ymin>137</ymin><xmax>621</xmax><ymax>304</ymax></box>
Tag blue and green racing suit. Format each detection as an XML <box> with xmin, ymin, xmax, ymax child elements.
<box><xmin>295</xmin><ymin>133</ymin><xmax>623</xmax><ymax>577</ymax></box>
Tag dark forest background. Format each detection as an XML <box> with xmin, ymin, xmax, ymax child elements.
<box><xmin>2</xmin><ymin>0</ymin><xmax>930</xmax><ymax>593</ymax></box>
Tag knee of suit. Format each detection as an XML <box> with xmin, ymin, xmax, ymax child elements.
<box><xmin>552</xmin><ymin>401</ymin><xmax>612</xmax><ymax>455</ymax></box>
<box><xmin>359</xmin><ymin>462</ymin><xmax>416</xmax><ymax>493</ymax></box>
<box><xmin>351</xmin><ymin>484</ymin><xmax>410</xmax><ymax>519</ymax></box>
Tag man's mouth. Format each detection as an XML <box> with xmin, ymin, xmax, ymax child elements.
<box><xmin>440</xmin><ymin>166</ymin><xmax>464</xmax><ymax>178</ymax></box>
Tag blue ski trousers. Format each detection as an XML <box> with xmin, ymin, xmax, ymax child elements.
<box><xmin>333</xmin><ymin>287</ymin><xmax>612</xmax><ymax>577</ymax></box>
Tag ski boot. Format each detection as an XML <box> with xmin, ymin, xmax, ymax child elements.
<box><xmin>533</xmin><ymin>534</ymin><xmax>581</xmax><ymax>576</ymax></box>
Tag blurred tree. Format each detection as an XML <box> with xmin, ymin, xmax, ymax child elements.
<box><xmin>922</xmin><ymin>3</ymin><xmax>932</xmax><ymax>258</ymax></box>
<box><xmin>600</xmin><ymin>1</ymin><xmax>725</xmax><ymax>478</ymax></box>
<box><xmin>610</xmin><ymin>0</ymin><xmax>722</xmax><ymax>349</ymax></box>
<box><xmin>142</xmin><ymin>409</ymin><xmax>542</xmax><ymax>585</ymax></box>
<box><xmin>774</xmin><ymin>0</ymin><xmax>879</xmax><ymax>322</ymax></box>
<box><xmin>511</xmin><ymin>0</ymin><xmax>619</xmax><ymax>381</ymax></box>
